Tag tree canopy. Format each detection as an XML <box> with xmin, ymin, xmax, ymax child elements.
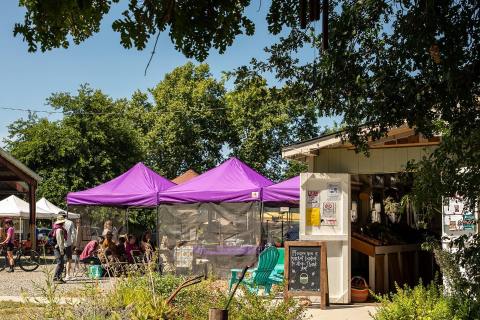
<box><xmin>226</xmin><ymin>71</ymin><xmax>317</xmax><ymax>180</ymax></box>
<box><xmin>4</xmin><ymin>63</ymin><xmax>317</xmax><ymax>204</ymax></box>
<box><xmin>146</xmin><ymin>62</ymin><xmax>229</xmax><ymax>177</ymax></box>
<box><xmin>15</xmin><ymin>0</ymin><xmax>254</xmax><ymax>61</ymax></box>
<box><xmin>5</xmin><ymin>85</ymin><xmax>145</xmax><ymax>204</ymax></box>
<box><xmin>10</xmin><ymin>0</ymin><xmax>480</xmax><ymax>206</ymax></box>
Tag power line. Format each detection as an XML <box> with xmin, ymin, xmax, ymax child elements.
<box><xmin>0</xmin><ymin>105</ymin><xmax>228</xmax><ymax>116</ymax></box>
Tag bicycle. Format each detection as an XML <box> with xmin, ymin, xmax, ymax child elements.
<box><xmin>0</xmin><ymin>244</ymin><xmax>41</xmax><ymax>272</ymax></box>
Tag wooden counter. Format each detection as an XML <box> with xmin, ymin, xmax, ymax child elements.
<box><xmin>352</xmin><ymin>232</ymin><xmax>421</xmax><ymax>293</ymax></box>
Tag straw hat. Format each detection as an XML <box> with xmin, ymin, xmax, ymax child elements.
<box><xmin>55</xmin><ymin>216</ymin><xmax>66</xmax><ymax>225</ymax></box>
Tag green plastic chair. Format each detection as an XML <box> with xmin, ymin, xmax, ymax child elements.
<box><xmin>229</xmin><ymin>246</ymin><xmax>281</xmax><ymax>294</ymax></box>
<box><xmin>272</xmin><ymin>247</ymin><xmax>285</xmax><ymax>277</ymax></box>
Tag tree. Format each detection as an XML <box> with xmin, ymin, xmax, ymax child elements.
<box><xmin>259</xmin><ymin>1</ymin><xmax>479</xmax><ymax>151</ymax></box>
<box><xmin>225</xmin><ymin>71</ymin><xmax>318</xmax><ymax>180</ymax></box>
<box><xmin>249</xmin><ymin>0</ymin><xmax>479</xmax><ymax>208</ymax></box>
<box><xmin>145</xmin><ymin>62</ymin><xmax>229</xmax><ymax>178</ymax></box>
<box><xmin>14</xmin><ymin>0</ymin><xmax>254</xmax><ymax>61</ymax></box>
<box><xmin>4</xmin><ymin>85</ymin><xmax>145</xmax><ymax>205</ymax></box>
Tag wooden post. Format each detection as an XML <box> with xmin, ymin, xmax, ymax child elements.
<box><xmin>28</xmin><ymin>182</ymin><xmax>37</xmax><ymax>250</ymax></box>
<box><xmin>208</xmin><ymin>308</ymin><xmax>228</xmax><ymax>320</ymax></box>
<box><xmin>321</xmin><ymin>244</ymin><xmax>329</xmax><ymax>307</ymax></box>
<box><xmin>384</xmin><ymin>254</ymin><xmax>389</xmax><ymax>292</ymax></box>
<box><xmin>368</xmin><ymin>256</ymin><xmax>376</xmax><ymax>292</ymax></box>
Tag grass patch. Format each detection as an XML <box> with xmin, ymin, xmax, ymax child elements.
<box><xmin>0</xmin><ymin>301</ymin><xmax>45</xmax><ymax>319</ymax></box>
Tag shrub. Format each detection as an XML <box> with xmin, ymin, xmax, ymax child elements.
<box><xmin>228</xmin><ymin>285</ymin><xmax>306</xmax><ymax>320</ymax></box>
<box><xmin>424</xmin><ymin>234</ymin><xmax>480</xmax><ymax>319</ymax></box>
<box><xmin>25</xmin><ymin>269</ymin><xmax>307</xmax><ymax>320</ymax></box>
<box><xmin>373</xmin><ymin>282</ymin><xmax>463</xmax><ymax>320</ymax></box>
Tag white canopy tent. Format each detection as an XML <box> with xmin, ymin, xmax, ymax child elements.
<box><xmin>0</xmin><ymin>195</ymin><xmax>51</xmax><ymax>219</ymax></box>
<box><xmin>36</xmin><ymin>197</ymin><xmax>80</xmax><ymax>220</ymax></box>
<box><xmin>0</xmin><ymin>195</ymin><xmax>80</xmax><ymax>241</ymax></box>
<box><xmin>0</xmin><ymin>195</ymin><xmax>52</xmax><ymax>241</ymax></box>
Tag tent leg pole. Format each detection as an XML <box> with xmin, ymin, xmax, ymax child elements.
<box><xmin>125</xmin><ymin>208</ymin><xmax>129</xmax><ymax>234</ymax></box>
<box><xmin>260</xmin><ymin>201</ymin><xmax>264</xmax><ymax>246</ymax></box>
<box><xmin>156</xmin><ymin>206</ymin><xmax>161</xmax><ymax>274</ymax></box>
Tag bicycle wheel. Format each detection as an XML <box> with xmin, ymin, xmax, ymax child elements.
<box><xmin>0</xmin><ymin>254</ymin><xmax>6</xmax><ymax>272</ymax></box>
<box><xmin>19</xmin><ymin>250</ymin><xmax>40</xmax><ymax>272</ymax></box>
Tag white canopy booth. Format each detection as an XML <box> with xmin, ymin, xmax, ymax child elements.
<box><xmin>0</xmin><ymin>195</ymin><xmax>79</xmax><ymax>241</ymax></box>
<box><xmin>36</xmin><ymin>197</ymin><xmax>80</xmax><ymax>219</ymax></box>
<box><xmin>0</xmin><ymin>195</ymin><xmax>50</xmax><ymax>241</ymax></box>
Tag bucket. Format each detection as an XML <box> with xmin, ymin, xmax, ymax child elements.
<box><xmin>351</xmin><ymin>276</ymin><xmax>369</xmax><ymax>303</ymax></box>
<box><xmin>88</xmin><ymin>265</ymin><xmax>103</xmax><ymax>279</ymax></box>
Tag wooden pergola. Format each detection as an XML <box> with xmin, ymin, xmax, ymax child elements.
<box><xmin>0</xmin><ymin>148</ymin><xmax>41</xmax><ymax>250</ymax></box>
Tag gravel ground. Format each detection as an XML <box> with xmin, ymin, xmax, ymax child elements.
<box><xmin>0</xmin><ymin>262</ymin><xmax>113</xmax><ymax>297</ymax></box>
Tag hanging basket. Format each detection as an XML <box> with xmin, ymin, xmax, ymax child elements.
<box><xmin>351</xmin><ymin>276</ymin><xmax>369</xmax><ymax>303</ymax></box>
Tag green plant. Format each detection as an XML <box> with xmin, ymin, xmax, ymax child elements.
<box><xmin>423</xmin><ymin>235</ymin><xmax>480</xmax><ymax>320</ymax></box>
<box><xmin>228</xmin><ymin>285</ymin><xmax>306</xmax><ymax>320</ymax></box>
<box><xmin>383</xmin><ymin>197</ymin><xmax>401</xmax><ymax>224</ymax></box>
<box><xmin>373</xmin><ymin>282</ymin><xmax>460</xmax><ymax>320</ymax></box>
<box><xmin>20</xmin><ymin>268</ymin><xmax>306</xmax><ymax>320</ymax></box>
<box><xmin>26</xmin><ymin>267</ymin><xmax>73</xmax><ymax>320</ymax></box>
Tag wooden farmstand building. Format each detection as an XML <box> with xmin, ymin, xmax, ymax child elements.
<box><xmin>282</xmin><ymin>125</ymin><xmax>443</xmax><ymax>302</ymax></box>
<box><xmin>0</xmin><ymin>148</ymin><xmax>41</xmax><ymax>249</ymax></box>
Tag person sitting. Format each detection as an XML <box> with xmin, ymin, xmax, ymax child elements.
<box><xmin>80</xmin><ymin>236</ymin><xmax>102</xmax><ymax>265</ymax></box>
<box><xmin>23</xmin><ymin>233</ymin><xmax>32</xmax><ymax>250</ymax></box>
<box><xmin>102</xmin><ymin>231</ymin><xmax>117</xmax><ymax>257</ymax></box>
<box><xmin>140</xmin><ymin>230</ymin><xmax>156</xmax><ymax>260</ymax></box>
<box><xmin>125</xmin><ymin>234</ymin><xmax>139</xmax><ymax>263</ymax></box>
<box><xmin>116</xmin><ymin>236</ymin><xmax>127</xmax><ymax>261</ymax></box>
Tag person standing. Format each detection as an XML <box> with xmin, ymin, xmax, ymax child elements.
<box><xmin>102</xmin><ymin>220</ymin><xmax>118</xmax><ymax>243</ymax></box>
<box><xmin>60</xmin><ymin>212</ymin><xmax>77</xmax><ymax>280</ymax></box>
<box><xmin>0</xmin><ymin>219</ymin><xmax>15</xmax><ymax>272</ymax></box>
<box><xmin>52</xmin><ymin>216</ymin><xmax>67</xmax><ymax>284</ymax></box>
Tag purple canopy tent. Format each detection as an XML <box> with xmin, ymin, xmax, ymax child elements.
<box><xmin>157</xmin><ymin>157</ymin><xmax>273</xmax><ymax>277</ymax></box>
<box><xmin>67</xmin><ymin>163</ymin><xmax>175</xmax><ymax>249</ymax></box>
<box><xmin>67</xmin><ymin>162</ymin><xmax>175</xmax><ymax>207</ymax></box>
<box><xmin>158</xmin><ymin>157</ymin><xmax>273</xmax><ymax>203</ymax></box>
<box><xmin>262</xmin><ymin>176</ymin><xmax>300</xmax><ymax>245</ymax></box>
<box><xmin>262</xmin><ymin>176</ymin><xmax>300</xmax><ymax>203</ymax></box>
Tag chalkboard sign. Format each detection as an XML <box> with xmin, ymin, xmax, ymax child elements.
<box><xmin>288</xmin><ymin>246</ymin><xmax>321</xmax><ymax>291</ymax></box>
<box><xmin>284</xmin><ymin>241</ymin><xmax>329</xmax><ymax>309</ymax></box>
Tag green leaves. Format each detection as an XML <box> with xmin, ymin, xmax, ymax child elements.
<box><xmin>146</xmin><ymin>62</ymin><xmax>229</xmax><ymax>178</ymax></box>
<box><xmin>5</xmin><ymin>63</ymin><xmax>319</xmax><ymax>206</ymax></box>
<box><xmin>14</xmin><ymin>0</ymin><xmax>113</xmax><ymax>52</ymax></box>
<box><xmin>225</xmin><ymin>70</ymin><xmax>318</xmax><ymax>180</ymax></box>
<box><xmin>15</xmin><ymin>0</ymin><xmax>254</xmax><ymax>61</ymax></box>
<box><xmin>4</xmin><ymin>85</ymin><xmax>145</xmax><ymax>205</ymax></box>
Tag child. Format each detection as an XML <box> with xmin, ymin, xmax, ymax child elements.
<box><xmin>125</xmin><ymin>234</ymin><xmax>139</xmax><ymax>263</ymax></box>
<box><xmin>71</xmin><ymin>248</ymin><xmax>82</xmax><ymax>277</ymax></box>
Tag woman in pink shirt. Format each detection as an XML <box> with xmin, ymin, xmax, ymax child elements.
<box><xmin>0</xmin><ymin>219</ymin><xmax>15</xmax><ymax>272</ymax></box>
<box><xmin>80</xmin><ymin>236</ymin><xmax>102</xmax><ymax>265</ymax></box>
<box><xmin>125</xmin><ymin>234</ymin><xmax>139</xmax><ymax>263</ymax></box>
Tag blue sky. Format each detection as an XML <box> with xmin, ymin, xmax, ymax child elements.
<box><xmin>0</xmin><ymin>1</ymin><xmax>336</xmax><ymax>145</ymax></box>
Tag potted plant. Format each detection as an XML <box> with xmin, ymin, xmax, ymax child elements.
<box><xmin>384</xmin><ymin>197</ymin><xmax>401</xmax><ymax>223</ymax></box>
<box><xmin>274</xmin><ymin>236</ymin><xmax>283</xmax><ymax>247</ymax></box>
